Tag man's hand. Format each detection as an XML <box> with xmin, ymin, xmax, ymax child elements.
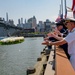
<box><xmin>42</xmin><ymin>40</ymin><xmax>49</xmax><ymax>45</ymax></box>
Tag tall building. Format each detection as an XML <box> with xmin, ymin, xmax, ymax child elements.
<box><xmin>21</xmin><ymin>18</ymin><xmax>23</xmax><ymax>24</ymax></box>
<box><xmin>0</xmin><ymin>17</ymin><xmax>4</xmax><ymax>21</ymax></box>
<box><xmin>9</xmin><ymin>19</ymin><xmax>14</xmax><ymax>26</ymax></box>
<box><xmin>37</xmin><ymin>21</ymin><xmax>45</xmax><ymax>32</ymax></box>
<box><xmin>17</xmin><ymin>18</ymin><xmax>24</xmax><ymax>28</ymax></box>
<box><xmin>28</xmin><ymin>16</ymin><xmax>37</xmax><ymax>29</ymax></box>
<box><xmin>44</xmin><ymin>19</ymin><xmax>52</xmax><ymax>32</ymax></box>
<box><xmin>18</xmin><ymin>19</ymin><xmax>20</xmax><ymax>24</ymax></box>
<box><xmin>6</xmin><ymin>12</ymin><xmax>8</xmax><ymax>22</ymax></box>
<box><xmin>32</xmin><ymin>16</ymin><xmax>37</xmax><ymax>29</ymax></box>
<box><xmin>17</xmin><ymin>16</ymin><xmax>37</xmax><ymax>30</ymax></box>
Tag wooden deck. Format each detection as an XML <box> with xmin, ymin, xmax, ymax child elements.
<box><xmin>44</xmin><ymin>46</ymin><xmax>75</xmax><ymax>75</ymax></box>
<box><xmin>55</xmin><ymin>47</ymin><xmax>75</xmax><ymax>75</ymax></box>
<box><xmin>27</xmin><ymin>46</ymin><xmax>75</xmax><ymax>75</ymax></box>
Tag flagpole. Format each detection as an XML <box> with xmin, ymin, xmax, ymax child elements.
<box><xmin>61</xmin><ymin>0</ymin><xmax>63</xmax><ymax>19</ymax></box>
<box><xmin>64</xmin><ymin>0</ymin><xmax>67</xmax><ymax>18</ymax></box>
<box><xmin>59</xmin><ymin>4</ymin><xmax>61</xmax><ymax>16</ymax></box>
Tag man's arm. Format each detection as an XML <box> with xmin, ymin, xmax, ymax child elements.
<box><xmin>42</xmin><ymin>39</ymin><xmax>67</xmax><ymax>46</ymax></box>
<box><xmin>49</xmin><ymin>39</ymin><xmax>67</xmax><ymax>46</ymax></box>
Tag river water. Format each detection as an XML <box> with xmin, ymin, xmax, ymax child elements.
<box><xmin>0</xmin><ymin>37</ymin><xmax>44</xmax><ymax>75</ymax></box>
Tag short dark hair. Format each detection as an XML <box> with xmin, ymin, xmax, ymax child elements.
<box><xmin>56</xmin><ymin>19</ymin><xmax>65</xmax><ymax>26</ymax></box>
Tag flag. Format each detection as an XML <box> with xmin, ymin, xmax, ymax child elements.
<box><xmin>55</xmin><ymin>0</ymin><xmax>64</xmax><ymax>22</ymax></box>
<box><xmin>55</xmin><ymin>16</ymin><xmax>61</xmax><ymax>22</ymax></box>
<box><xmin>55</xmin><ymin>4</ymin><xmax>62</xmax><ymax>22</ymax></box>
<box><xmin>72</xmin><ymin>0</ymin><xmax>75</xmax><ymax>13</ymax></box>
<box><xmin>55</xmin><ymin>12</ymin><xmax>63</xmax><ymax>22</ymax></box>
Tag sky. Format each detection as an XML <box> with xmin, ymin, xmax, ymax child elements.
<box><xmin>0</xmin><ymin>0</ymin><xmax>72</xmax><ymax>25</ymax></box>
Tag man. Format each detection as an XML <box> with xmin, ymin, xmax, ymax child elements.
<box><xmin>43</xmin><ymin>20</ymin><xmax>70</xmax><ymax>59</ymax></box>
<box><xmin>45</xmin><ymin>21</ymin><xmax>67</xmax><ymax>41</ymax></box>
<box><xmin>42</xmin><ymin>18</ymin><xmax>75</xmax><ymax>70</ymax></box>
<box><xmin>44</xmin><ymin>21</ymin><xmax>66</xmax><ymax>49</ymax></box>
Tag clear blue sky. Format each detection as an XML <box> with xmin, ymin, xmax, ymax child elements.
<box><xmin>0</xmin><ymin>0</ymin><xmax>72</xmax><ymax>25</ymax></box>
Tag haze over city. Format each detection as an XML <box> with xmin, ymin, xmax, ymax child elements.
<box><xmin>0</xmin><ymin>0</ymin><xmax>72</xmax><ymax>25</ymax></box>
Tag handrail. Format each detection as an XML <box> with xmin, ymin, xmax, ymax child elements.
<box><xmin>27</xmin><ymin>46</ymin><xmax>75</xmax><ymax>75</ymax></box>
<box><xmin>55</xmin><ymin>46</ymin><xmax>75</xmax><ymax>75</ymax></box>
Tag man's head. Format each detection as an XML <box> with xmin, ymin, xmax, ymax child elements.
<box><xmin>56</xmin><ymin>20</ymin><xmax>64</xmax><ymax>30</ymax></box>
<box><xmin>64</xmin><ymin>18</ymin><xmax>75</xmax><ymax>31</ymax></box>
<box><xmin>64</xmin><ymin>18</ymin><xmax>75</xmax><ymax>23</ymax></box>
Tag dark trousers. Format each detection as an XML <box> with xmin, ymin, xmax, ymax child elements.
<box><xmin>48</xmin><ymin>37</ymin><xmax>70</xmax><ymax>59</ymax></box>
<box><xmin>60</xmin><ymin>44</ymin><xmax>70</xmax><ymax>59</ymax></box>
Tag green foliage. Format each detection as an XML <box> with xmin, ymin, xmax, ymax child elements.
<box><xmin>0</xmin><ymin>39</ymin><xmax>24</xmax><ymax>45</ymax></box>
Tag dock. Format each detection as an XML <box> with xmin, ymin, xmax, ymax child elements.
<box><xmin>26</xmin><ymin>45</ymin><xmax>75</xmax><ymax>75</ymax></box>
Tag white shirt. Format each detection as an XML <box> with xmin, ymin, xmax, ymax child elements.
<box><xmin>64</xmin><ymin>28</ymin><xmax>75</xmax><ymax>55</ymax></box>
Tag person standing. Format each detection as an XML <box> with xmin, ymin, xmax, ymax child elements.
<box><xmin>42</xmin><ymin>18</ymin><xmax>75</xmax><ymax>70</ymax></box>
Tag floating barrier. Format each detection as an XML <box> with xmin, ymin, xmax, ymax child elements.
<box><xmin>0</xmin><ymin>36</ymin><xmax>24</xmax><ymax>45</ymax></box>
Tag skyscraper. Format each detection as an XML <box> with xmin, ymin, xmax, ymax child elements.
<box><xmin>18</xmin><ymin>19</ymin><xmax>20</xmax><ymax>24</ymax></box>
<box><xmin>21</xmin><ymin>18</ymin><xmax>23</xmax><ymax>24</ymax></box>
<box><xmin>6</xmin><ymin>12</ymin><xmax>8</xmax><ymax>22</ymax></box>
<box><xmin>32</xmin><ymin>16</ymin><xmax>37</xmax><ymax>29</ymax></box>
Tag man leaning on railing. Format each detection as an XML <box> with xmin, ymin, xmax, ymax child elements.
<box><xmin>42</xmin><ymin>18</ymin><xmax>75</xmax><ymax>71</ymax></box>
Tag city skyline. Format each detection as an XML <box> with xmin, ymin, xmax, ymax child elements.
<box><xmin>0</xmin><ymin>0</ymin><xmax>72</xmax><ymax>25</ymax></box>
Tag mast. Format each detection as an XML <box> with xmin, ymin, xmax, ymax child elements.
<box><xmin>64</xmin><ymin>0</ymin><xmax>67</xmax><ymax>18</ymax></box>
<box><xmin>61</xmin><ymin>0</ymin><xmax>63</xmax><ymax>19</ymax></box>
<box><xmin>59</xmin><ymin>4</ymin><xmax>61</xmax><ymax>16</ymax></box>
